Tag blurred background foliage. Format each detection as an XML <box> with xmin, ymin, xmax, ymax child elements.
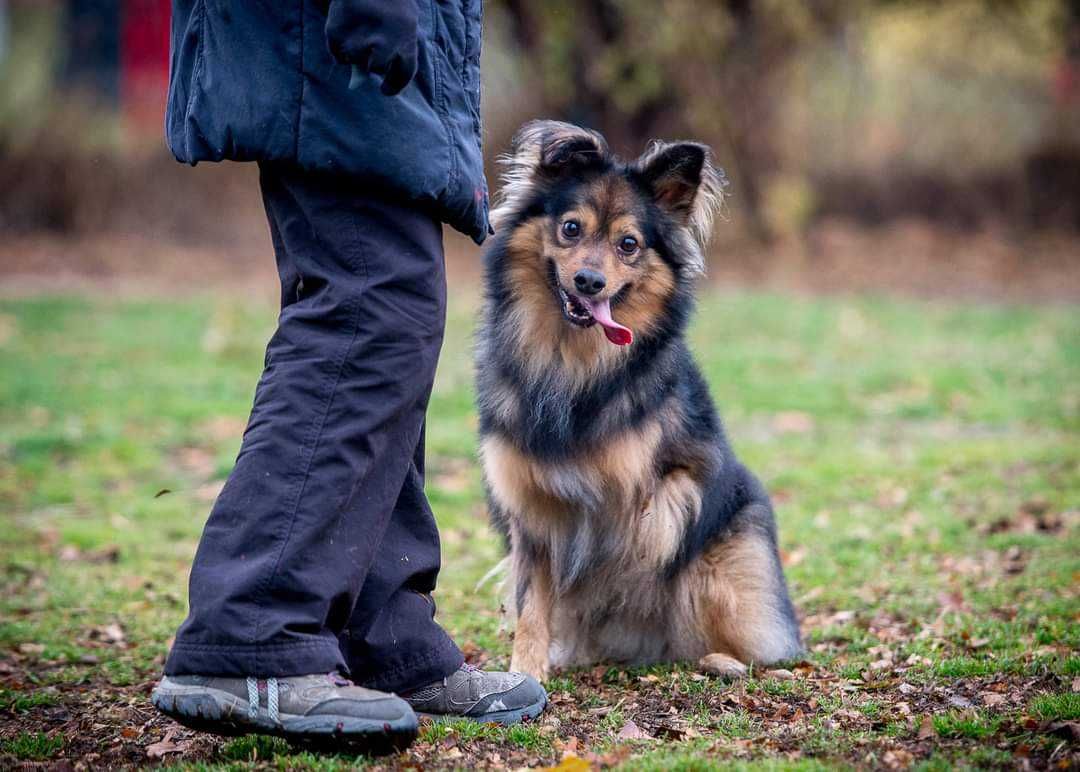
<box><xmin>0</xmin><ymin>0</ymin><xmax>1077</xmax><ymax>278</ymax></box>
<box><xmin>483</xmin><ymin>0</ymin><xmax>1077</xmax><ymax>238</ymax></box>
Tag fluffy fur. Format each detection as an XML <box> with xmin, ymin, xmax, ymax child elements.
<box><xmin>476</xmin><ymin>120</ymin><xmax>801</xmax><ymax>679</ymax></box>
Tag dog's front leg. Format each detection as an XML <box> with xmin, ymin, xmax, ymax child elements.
<box><xmin>510</xmin><ymin>554</ymin><xmax>553</xmax><ymax>681</ymax></box>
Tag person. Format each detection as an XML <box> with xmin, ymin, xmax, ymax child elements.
<box><xmin>150</xmin><ymin>0</ymin><xmax>546</xmax><ymax>746</ymax></box>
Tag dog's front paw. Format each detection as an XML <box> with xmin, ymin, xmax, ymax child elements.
<box><xmin>510</xmin><ymin>654</ymin><xmax>550</xmax><ymax>682</ymax></box>
<box><xmin>699</xmin><ymin>652</ymin><xmax>748</xmax><ymax>679</ymax></box>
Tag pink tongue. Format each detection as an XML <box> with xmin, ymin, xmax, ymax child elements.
<box><xmin>580</xmin><ymin>297</ymin><xmax>633</xmax><ymax>346</ymax></box>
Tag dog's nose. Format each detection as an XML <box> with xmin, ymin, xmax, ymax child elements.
<box><xmin>573</xmin><ymin>269</ymin><xmax>606</xmax><ymax>296</ymax></box>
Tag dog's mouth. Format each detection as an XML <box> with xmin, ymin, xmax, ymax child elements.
<box><xmin>547</xmin><ymin>261</ymin><xmax>634</xmax><ymax>346</ymax></box>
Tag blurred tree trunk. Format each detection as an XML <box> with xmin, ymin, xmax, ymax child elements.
<box><xmin>716</xmin><ymin>0</ymin><xmax>773</xmax><ymax>243</ymax></box>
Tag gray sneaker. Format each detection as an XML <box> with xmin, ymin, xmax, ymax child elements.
<box><xmin>150</xmin><ymin>672</ymin><xmax>417</xmax><ymax>751</ymax></box>
<box><xmin>403</xmin><ymin>664</ymin><xmax>547</xmax><ymax>725</ymax></box>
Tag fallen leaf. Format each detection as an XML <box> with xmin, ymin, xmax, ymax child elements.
<box><xmin>91</xmin><ymin>623</ymin><xmax>126</xmax><ymax>645</ymax></box>
<box><xmin>555</xmin><ymin>736</ymin><xmax>580</xmax><ymax>754</ymax></box>
<box><xmin>617</xmin><ymin>719</ymin><xmax>650</xmax><ymax>740</ymax></box>
<box><xmin>58</xmin><ymin>544</ymin><xmax>120</xmax><ymax>564</ymax></box>
<box><xmin>58</xmin><ymin>545</ymin><xmax>82</xmax><ymax>561</ymax></box>
<box><xmin>918</xmin><ymin>715</ymin><xmax>937</xmax><ymax>740</ymax></box>
<box><xmin>146</xmin><ymin>730</ymin><xmax>189</xmax><ymax>759</ymax></box>
<box><xmin>1048</xmin><ymin>721</ymin><xmax>1080</xmax><ymax>741</ymax></box>
<box><xmin>882</xmin><ymin>748</ymin><xmax>914</xmax><ymax>770</ymax></box>
<box><xmin>543</xmin><ymin>753</ymin><xmax>592</xmax><ymax>772</ymax></box>
<box><xmin>773</xmin><ymin>411</ymin><xmax>814</xmax><ymax>434</ymax></box>
<box><xmin>981</xmin><ymin>692</ymin><xmax>1006</xmax><ymax>707</ymax></box>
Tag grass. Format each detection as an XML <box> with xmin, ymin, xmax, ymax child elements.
<box><xmin>931</xmin><ymin>711</ymin><xmax>1002</xmax><ymax>739</ymax></box>
<box><xmin>1029</xmin><ymin>692</ymin><xmax>1080</xmax><ymax>721</ymax></box>
<box><xmin>0</xmin><ymin>288</ymin><xmax>1077</xmax><ymax>769</ymax></box>
<box><xmin>3</xmin><ymin>730</ymin><xmax>64</xmax><ymax>760</ymax></box>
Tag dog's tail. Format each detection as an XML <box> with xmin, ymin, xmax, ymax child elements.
<box><xmin>475</xmin><ymin>555</ymin><xmax>516</xmax><ymax>623</ymax></box>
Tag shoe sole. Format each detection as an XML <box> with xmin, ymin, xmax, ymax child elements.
<box><xmin>417</xmin><ymin>693</ymin><xmax>547</xmax><ymax>726</ymax></box>
<box><xmin>151</xmin><ymin>686</ymin><xmax>417</xmax><ymax>754</ymax></box>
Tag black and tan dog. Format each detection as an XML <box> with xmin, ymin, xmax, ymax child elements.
<box><xmin>475</xmin><ymin>121</ymin><xmax>802</xmax><ymax>680</ymax></box>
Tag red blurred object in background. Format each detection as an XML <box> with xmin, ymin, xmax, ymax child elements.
<box><xmin>120</xmin><ymin>0</ymin><xmax>169</xmax><ymax>136</ymax></box>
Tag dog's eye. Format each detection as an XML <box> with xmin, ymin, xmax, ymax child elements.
<box><xmin>617</xmin><ymin>236</ymin><xmax>639</xmax><ymax>255</ymax></box>
<box><xmin>561</xmin><ymin>220</ymin><xmax>581</xmax><ymax>239</ymax></box>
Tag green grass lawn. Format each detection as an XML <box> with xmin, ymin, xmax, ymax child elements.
<box><xmin>0</xmin><ymin>289</ymin><xmax>1077</xmax><ymax>769</ymax></box>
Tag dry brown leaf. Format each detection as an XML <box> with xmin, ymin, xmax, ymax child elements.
<box><xmin>91</xmin><ymin>623</ymin><xmax>126</xmax><ymax>644</ymax></box>
<box><xmin>918</xmin><ymin>714</ymin><xmax>937</xmax><ymax>740</ymax></box>
<box><xmin>981</xmin><ymin>692</ymin><xmax>1006</xmax><ymax>707</ymax></box>
<box><xmin>616</xmin><ymin>719</ymin><xmax>650</xmax><ymax>740</ymax></box>
<box><xmin>555</xmin><ymin>736</ymin><xmax>580</xmax><ymax>754</ymax></box>
<box><xmin>1048</xmin><ymin>721</ymin><xmax>1080</xmax><ymax>741</ymax></box>
<box><xmin>146</xmin><ymin>730</ymin><xmax>189</xmax><ymax>759</ymax></box>
<box><xmin>882</xmin><ymin>748</ymin><xmax>914</xmax><ymax>770</ymax></box>
<box><xmin>772</xmin><ymin>411</ymin><xmax>814</xmax><ymax>434</ymax></box>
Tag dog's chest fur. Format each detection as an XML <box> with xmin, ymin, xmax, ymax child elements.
<box><xmin>481</xmin><ymin>420</ymin><xmax>705</xmax><ymax>663</ymax></box>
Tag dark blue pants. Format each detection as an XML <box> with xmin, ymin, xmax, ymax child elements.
<box><xmin>164</xmin><ymin>163</ymin><xmax>464</xmax><ymax>693</ymax></box>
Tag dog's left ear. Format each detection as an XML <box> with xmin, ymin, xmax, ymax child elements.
<box><xmin>637</xmin><ymin>141</ymin><xmax>726</xmax><ymax>272</ymax></box>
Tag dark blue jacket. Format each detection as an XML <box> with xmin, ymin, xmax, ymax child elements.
<box><xmin>166</xmin><ymin>1</ymin><xmax>489</xmax><ymax>243</ymax></box>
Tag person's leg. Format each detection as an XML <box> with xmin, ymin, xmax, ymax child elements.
<box><xmin>163</xmin><ymin>162</ymin><xmax>459</xmax><ymax>681</ymax></box>
<box><xmin>339</xmin><ymin>423</ymin><xmax>464</xmax><ymax>693</ymax></box>
<box><xmin>339</xmin><ymin>420</ymin><xmax>548</xmax><ymax>726</ymax></box>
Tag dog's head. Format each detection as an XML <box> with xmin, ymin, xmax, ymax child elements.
<box><xmin>489</xmin><ymin>121</ymin><xmax>725</xmax><ymax>349</ymax></box>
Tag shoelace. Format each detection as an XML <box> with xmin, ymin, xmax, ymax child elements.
<box><xmin>245</xmin><ymin>677</ymin><xmax>280</xmax><ymax>723</ymax></box>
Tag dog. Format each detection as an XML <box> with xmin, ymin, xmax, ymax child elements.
<box><xmin>475</xmin><ymin>121</ymin><xmax>802</xmax><ymax>680</ymax></box>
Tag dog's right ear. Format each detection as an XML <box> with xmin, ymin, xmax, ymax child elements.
<box><xmin>527</xmin><ymin>121</ymin><xmax>609</xmax><ymax>174</ymax></box>
<box><xmin>491</xmin><ymin>121</ymin><xmax>609</xmax><ymax>230</ymax></box>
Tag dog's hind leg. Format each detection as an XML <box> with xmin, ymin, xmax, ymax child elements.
<box><xmin>676</xmin><ymin>503</ymin><xmax>802</xmax><ymax>675</ymax></box>
<box><xmin>510</xmin><ymin>544</ymin><xmax>554</xmax><ymax>681</ymax></box>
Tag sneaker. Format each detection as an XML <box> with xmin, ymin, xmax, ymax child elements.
<box><xmin>403</xmin><ymin>664</ymin><xmax>547</xmax><ymax>725</ymax></box>
<box><xmin>151</xmin><ymin>672</ymin><xmax>417</xmax><ymax>751</ymax></box>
